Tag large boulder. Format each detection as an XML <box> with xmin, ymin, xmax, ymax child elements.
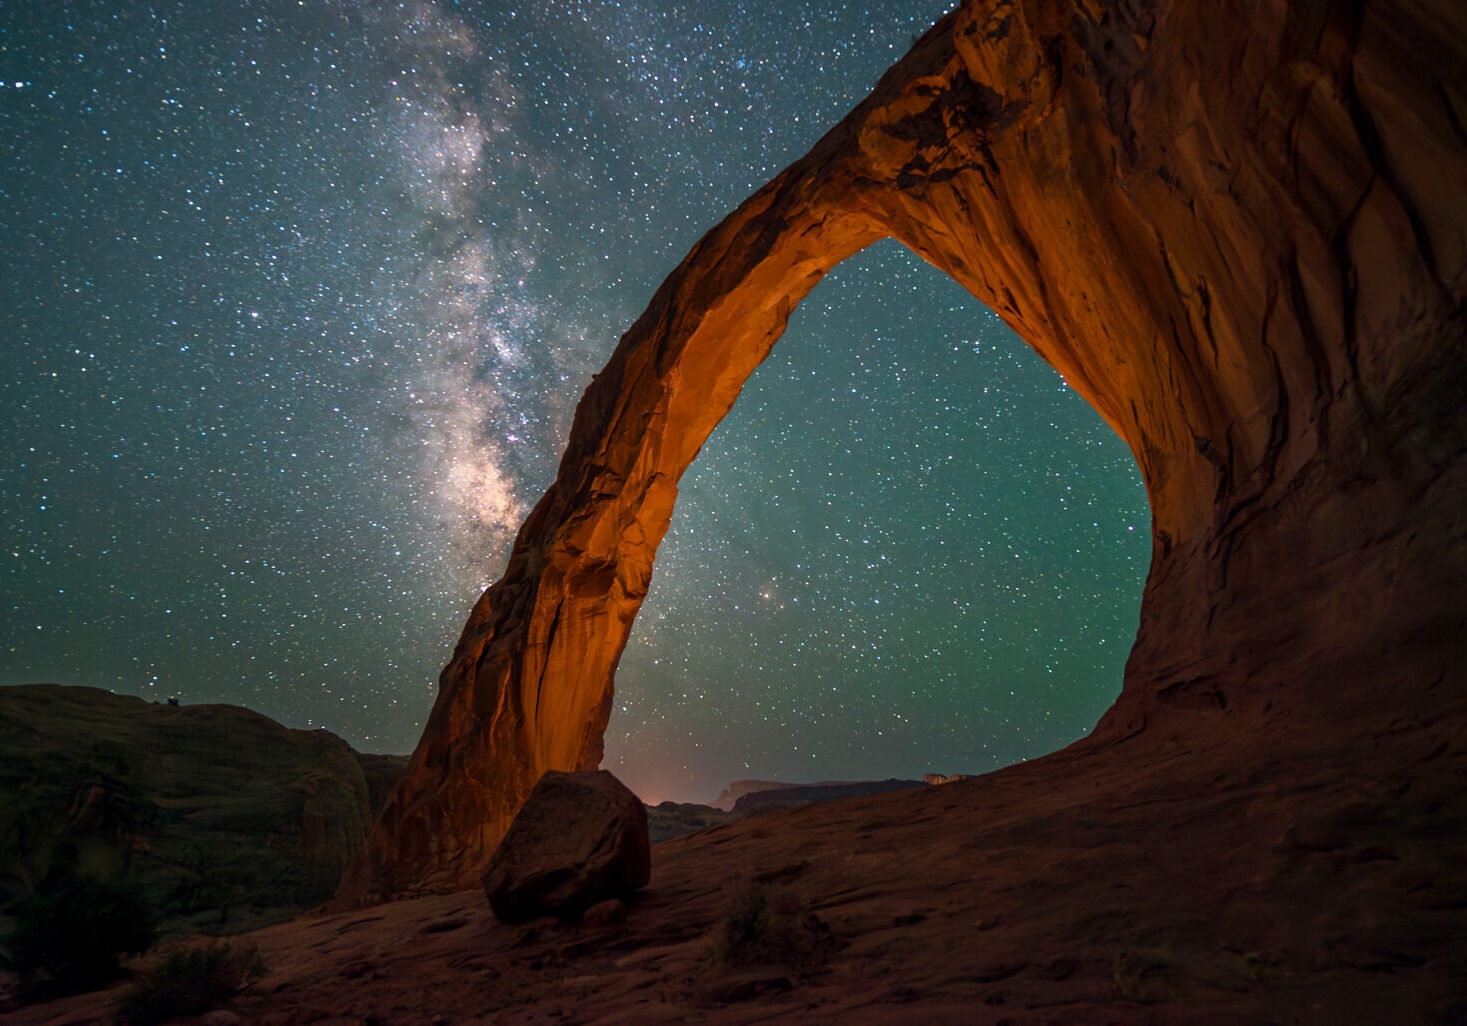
<box><xmin>481</xmin><ymin>770</ymin><xmax>650</xmax><ymax>923</ymax></box>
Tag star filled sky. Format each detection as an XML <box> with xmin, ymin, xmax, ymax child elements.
<box><xmin>2</xmin><ymin>0</ymin><xmax>1150</xmax><ymax>804</ymax></box>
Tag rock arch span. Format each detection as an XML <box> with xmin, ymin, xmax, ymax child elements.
<box><xmin>337</xmin><ymin>0</ymin><xmax>1466</xmax><ymax>905</ymax></box>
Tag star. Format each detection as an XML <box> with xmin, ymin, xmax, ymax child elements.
<box><xmin>1</xmin><ymin>0</ymin><xmax>1148</xmax><ymax>804</ymax></box>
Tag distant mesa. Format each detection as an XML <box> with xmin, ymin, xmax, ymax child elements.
<box><xmin>708</xmin><ymin>778</ymin><xmax>879</xmax><ymax>812</ymax></box>
<box><xmin>644</xmin><ymin>801</ymin><xmax>737</xmax><ymax>845</ymax></box>
<box><xmin>923</xmin><ymin>773</ymin><xmax>975</xmax><ymax>786</ymax></box>
<box><xmin>730</xmin><ymin>779</ymin><xmax>926</xmax><ymax>814</ymax></box>
<box><xmin>709</xmin><ymin>779</ymin><xmax>799</xmax><ymax>812</ymax></box>
<box><xmin>650</xmin><ymin>776</ymin><xmax>968</xmax><ymax>841</ymax></box>
<box><xmin>708</xmin><ymin>774</ymin><xmax>975</xmax><ymax>814</ymax></box>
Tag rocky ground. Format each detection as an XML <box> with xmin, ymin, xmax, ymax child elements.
<box><xmin>15</xmin><ymin>691</ymin><xmax>1466</xmax><ymax>1026</ymax></box>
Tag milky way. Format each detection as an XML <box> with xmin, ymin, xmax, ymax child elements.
<box><xmin>1</xmin><ymin>1</ymin><xmax>1148</xmax><ymax>803</ymax></box>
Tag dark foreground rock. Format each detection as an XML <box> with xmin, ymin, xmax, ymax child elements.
<box><xmin>482</xmin><ymin>770</ymin><xmax>650</xmax><ymax>923</ymax></box>
<box><xmin>0</xmin><ymin>684</ymin><xmax>407</xmax><ymax>938</ymax></box>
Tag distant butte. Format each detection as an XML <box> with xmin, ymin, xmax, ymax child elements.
<box><xmin>335</xmin><ymin>0</ymin><xmax>1467</xmax><ymax>922</ymax></box>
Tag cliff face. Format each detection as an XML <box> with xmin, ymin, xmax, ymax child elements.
<box><xmin>337</xmin><ymin>0</ymin><xmax>1467</xmax><ymax>904</ymax></box>
<box><xmin>0</xmin><ymin>685</ymin><xmax>406</xmax><ymax>935</ymax></box>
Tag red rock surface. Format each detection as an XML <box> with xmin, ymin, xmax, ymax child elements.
<box><xmin>8</xmin><ymin>2</ymin><xmax>1463</xmax><ymax>1020</ymax></box>
<box><xmin>482</xmin><ymin>770</ymin><xmax>650</xmax><ymax>923</ymax></box>
<box><xmin>16</xmin><ymin>710</ymin><xmax>1465</xmax><ymax>1023</ymax></box>
<box><xmin>334</xmin><ymin>0</ymin><xmax>1467</xmax><ymax>916</ymax></box>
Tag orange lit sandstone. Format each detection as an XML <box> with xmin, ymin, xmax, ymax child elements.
<box><xmin>335</xmin><ymin>0</ymin><xmax>1466</xmax><ymax>905</ymax></box>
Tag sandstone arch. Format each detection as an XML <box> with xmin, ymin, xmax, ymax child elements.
<box><xmin>336</xmin><ymin>0</ymin><xmax>1466</xmax><ymax>904</ymax></box>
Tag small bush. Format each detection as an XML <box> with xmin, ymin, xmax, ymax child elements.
<box><xmin>3</xmin><ymin>868</ymin><xmax>155</xmax><ymax>999</ymax></box>
<box><xmin>115</xmin><ymin>943</ymin><xmax>267</xmax><ymax>1025</ymax></box>
<box><xmin>710</xmin><ymin>888</ymin><xmax>831</xmax><ymax>967</ymax></box>
<box><xmin>1111</xmin><ymin>949</ymin><xmax>1179</xmax><ymax>1003</ymax></box>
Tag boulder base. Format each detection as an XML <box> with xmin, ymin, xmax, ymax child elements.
<box><xmin>482</xmin><ymin>770</ymin><xmax>650</xmax><ymax>923</ymax></box>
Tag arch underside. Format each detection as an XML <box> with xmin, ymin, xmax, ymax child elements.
<box><xmin>336</xmin><ymin>0</ymin><xmax>1467</xmax><ymax>905</ymax></box>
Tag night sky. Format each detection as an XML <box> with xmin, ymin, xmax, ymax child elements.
<box><xmin>2</xmin><ymin>1</ymin><xmax>1150</xmax><ymax>804</ymax></box>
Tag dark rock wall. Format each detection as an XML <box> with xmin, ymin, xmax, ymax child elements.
<box><xmin>336</xmin><ymin>0</ymin><xmax>1466</xmax><ymax>905</ymax></box>
<box><xmin>0</xmin><ymin>685</ymin><xmax>406</xmax><ymax>935</ymax></box>
<box><xmin>861</xmin><ymin>0</ymin><xmax>1467</xmax><ymax>744</ymax></box>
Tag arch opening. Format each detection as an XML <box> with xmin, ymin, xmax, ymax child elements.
<box><xmin>335</xmin><ymin>0</ymin><xmax>1466</xmax><ymax>907</ymax></box>
<box><xmin>605</xmin><ymin>240</ymin><xmax>1149</xmax><ymax>804</ymax></box>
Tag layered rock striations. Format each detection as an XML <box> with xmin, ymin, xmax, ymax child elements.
<box><xmin>0</xmin><ymin>684</ymin><xmax>406</xmax><ymax>934</ymax></box>
<box><xmin>337</xmin><ymin>0</ymin><xmax>1467</xmax><ymax>904</ymax></box>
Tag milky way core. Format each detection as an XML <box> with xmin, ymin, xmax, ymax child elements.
<box><xmin>1</xmin><ymin>1</ymin><xmax>1148</xmax><ymax>802</ymax></box>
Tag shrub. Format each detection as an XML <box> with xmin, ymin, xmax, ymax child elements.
<box><xmin>115</xmin><ymin>942</ymin><xmax>268</xmax><ymax>1025</ymax></box>
<box><xmin>3</xmin><ymin>868</ymin><xmax>155</xmax><ymax>999</ymax></box>
<box><xmin>710</xmin><ymin>887</ymin><xmax>831</xmax><ymax>967</ymax></box>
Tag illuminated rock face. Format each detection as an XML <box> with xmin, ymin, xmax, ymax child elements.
<box><xmin>335</xmin><ymin>0</ymin><xmax>1466</xmax><ymax>904</ymax></box>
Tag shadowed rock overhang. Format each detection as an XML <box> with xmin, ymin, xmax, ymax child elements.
<box><xmin>335</xmin><ymin>0</ymin><xmax>1467</xmax><ymax>905</ymax></box>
